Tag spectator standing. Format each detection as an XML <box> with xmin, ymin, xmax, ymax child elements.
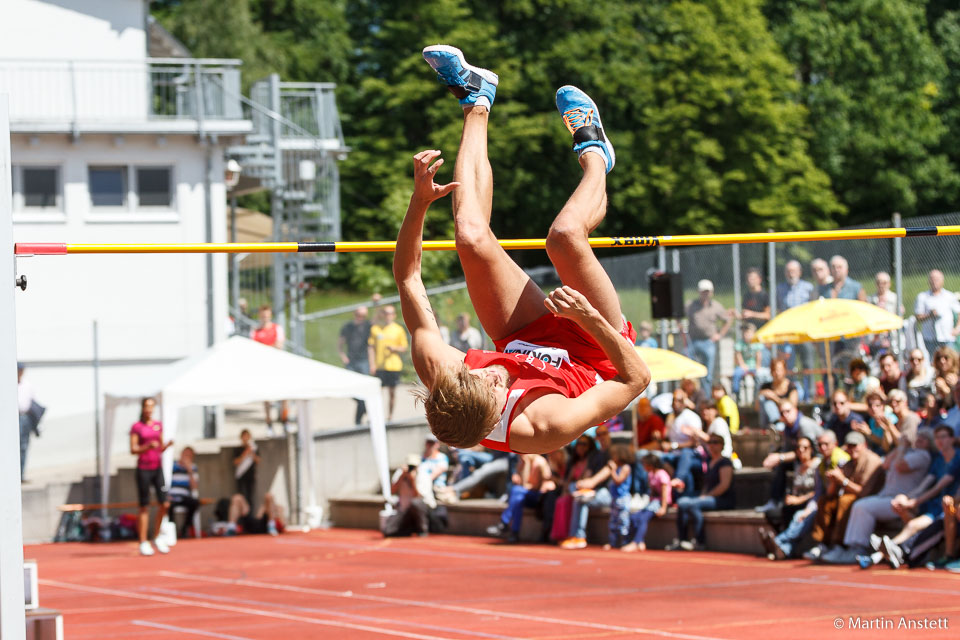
<box><xmin>932</xmin><ymin>347</ymin><xmax>960</xmax><ymax>411</ymax></box>
<box><xmin>449</xmin><ymin>312</ymin><xmax>482</xmax><ymax>352</ymax></box>
<box><xmin>383</xmin><ymin>453</ymin><xmax>430</xmax><ymax>537</ymax></box>
<box><xmin>757</xmin><ymin>400</ymin><xmax>823</xmax><ymax>513</ymax></box>
<box><xmin>130</xmin><ymin>397</ymin><xmax>173</xmax><ymax>556</ymax></box>
<box><xmin>711</xmin><ymin>384</ymin><xmax>740</xmax><ymax>434</ymax></box>
<box><xmin>560</xmin><ymin>425</ymin><xmax>614</xmax><ymax>549</ymax></box>
<box><xmin>667</xmin><ymin>434</ymin><xmax>735</xmax><ymax>551</ymax></box>
<box><xmin>869</xmin><ymin>271</ymin><xmax>899</xmax><ymax>314</ymax></box>
<box><xmin>778</xmin><ymin>261</ymin><xmax>816</xmax><ymax>398</ymax></box>
<box><xmin>169</xmin><ymin>447</ymin><xmax>200</xmax><ymax>539</ymax></box>
<box><xmin>634</xmin><ymin>397</ymin><xmax>665</xmax><ymax>450</ymax></box>
<box><xmin>338</xmin><ymin>306</ymin><xmax>372</xmax><ymax>425</ymax></box>
<box><xmin>685</xmin><ymin>279</ymin><xmax>732</xmax><ymax>383</ymax></box>
<box><xmin>368</xmin><ymin>305</ymin><xmax>408</xmax><ymax>423</ymax></box>
<box><xmin>233</xmin><ymin>429</ymin><xmax>259</xmax><ymax>509</ymax></box>
<box><xmin>488</xmin><ymin>453</ymin><xmax>554</xmax><ymax>543</ymax></box>
<box><xmin>805</xmin><ymin>431</ymin><xmax>884</xmax><ymax>561</ymax></box>
<box><xmin>17</xmin><ymin>362</ymin><xmax>44</xmax><ymax>481</ymax></box>
<box><xmin>251</xmin><ymin>305</ymin><xmax>287</xmax><ymax>435</ymax></box>
<box><xmin>740</xmin><ymin>267</ymin><xmax>771</xmax><ymax>324</ymax></box>
<box><xmin>809</xmin><ymin>258</ymin><xmax>833</xmax><ymax>298</ymax></box>
<box><xmin>914</xmin><ymin>270</ymin><xmax>960</xmax><ymax>359</ymax></box>
<box><xmin>550</xmin><ymin>434</ymin><xmax>596</xmax><ymax>542</ymax></box>
<box><xmin>823</xmin><ymin>390</ymin><xmax>865</xmax><ymax>444</ymax></box>
<box><xmin>636</xmin><ymin>321</ymin><xmax>658</xmax><ymax>348</ymax></box>
<box><xmin>823</xmin><ymin>255</ymin><xmax>866</xmax><ymax>301</ymax></box>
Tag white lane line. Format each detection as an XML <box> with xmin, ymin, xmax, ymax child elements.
<box><xmin>144</xmin><ymin>587</ymin><xmax>518</xmax><ymax>640</ymax></box>
<box><xmin>272</xmin><ymin>538</ymin><xmax>562</xmax><ymax>566</ymax></box>
<box><xmin>132</xmin><ymin>620</ymin><xmax>256</xmax><ymax>640</ymax></box>
<box><xmin>40</xmin><ymin>579</ymin><xmax>454</xmax><ymax>640</ymax></box>
<box><xmin>158</xmin><ymin>571</ymin><xmax>726</xmax><ymax>640</ymax></box>
<box><xmin>788</xmin><ymin>576</ymin><xmax>960</xmax><ymax>596</ymax></box>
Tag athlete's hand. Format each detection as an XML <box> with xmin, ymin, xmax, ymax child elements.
<box><xmin>411</xmin><ymin>150</ymin><xmax>460</xmax><ymax>203</ymax></box>
<box><xmin>544</xmin><ymin>286</ymin><xmax>598</xmax><ymax>324</ymax></box>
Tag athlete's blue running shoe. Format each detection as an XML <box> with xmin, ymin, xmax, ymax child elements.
<box><xmin>422</xmin><ymin>45</ymin><xmax>498</xmax><ymax>110</ymax></box>
<box><xmin>556</xmin><ymin>85</ymin><xmax>615</xmax><ymax>173</ymax></box>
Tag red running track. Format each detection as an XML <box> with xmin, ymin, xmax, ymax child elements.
<box><xmin>27</xmin><ymin>529</ymin><xmax>960</xmax><ymax>639</ymax></box>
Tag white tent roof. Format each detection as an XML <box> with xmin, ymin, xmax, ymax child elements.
<box><xmin>105</xmin><ymin>336</ymin><xmax>383</xmax><ymax>405</ymax></box>
<box><xmin>101</xmin><ymin>336</ymin><xmax>390</xmax><ymax>517</ymax></box>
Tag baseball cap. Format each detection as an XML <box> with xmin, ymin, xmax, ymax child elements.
<box><xmin>698</xmin><ymin>279</ymin><xmax>714</xmax><ymax>292</ymax></box>
<box><xmin>844</xmin><ymin>431</ymin><xmax>866</xmax><ymax>446</ymax></box>
<box><xmin>405</xmin><ymin>453</ymin><xmax>421</xmax><ymax>468</ymax></box>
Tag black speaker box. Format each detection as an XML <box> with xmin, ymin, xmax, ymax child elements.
<box><xmin>649</xmin><ymin>272</ymin><xmax>683</xmax><ymax>319</ymax></box>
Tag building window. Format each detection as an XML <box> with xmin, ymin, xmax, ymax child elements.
<box><xmin>89</xmin><ymin>166</ymin><xmax>127</xmax><ymax>207</ymax></box>
<box><xmin>136</xmin><ymin>167</ymin><xmax>172</xmax><ymax>207</ymax></box>
<box><xmin>22</xmin><ymin>167</ymin><xmax>60</xmax><ymax>208</ymax></box>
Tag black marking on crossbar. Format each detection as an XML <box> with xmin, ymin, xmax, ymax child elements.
<box><xmin>610</xmin><ymin>236</ymin><xmax>660</xmax><ymax>247</ymax></box>
<box><xmin>298</xmin><ymin>242</ymin><xmax>336</xmax><ymax>252</ymax></box>
<box><xmin>904</xmin><ymin>226</ymin><xmax>938</xmax><ymax>237</ymax></box>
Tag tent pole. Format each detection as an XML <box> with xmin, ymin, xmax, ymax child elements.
<box><xmin>825</xmin><ymin>340</ymin><xmax>833</xmax><ymax>399</ymax></box>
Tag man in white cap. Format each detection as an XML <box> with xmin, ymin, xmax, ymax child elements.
<box><xmin>685</xmin><ymin>279</ymin><xmax>732</xmax><ymax>383</ymax></box>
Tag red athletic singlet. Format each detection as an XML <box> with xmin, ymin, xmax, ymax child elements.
<box><xmin>465</xmin><ymin>314</ymin><xmax>636</xmax><ymax>452</ymax></box>
<box><xmin>252</xmin><ymin>323</ymin><xmax>278</xmax><ymax>346</ymax></box>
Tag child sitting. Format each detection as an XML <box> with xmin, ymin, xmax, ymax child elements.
<box><xmin>623</xmin><ymin>454</ymin><xmax>672</xmax><ymax>552</ymax></box>
<box><xmin>732</xmin><ymin>323</ymin><xmax>770</xmax><ymax>400</ymax></box>
<box><xmin>603</xmin><ymin>444</ymin><xmax>634</xmax><ymax>550</ymax></box>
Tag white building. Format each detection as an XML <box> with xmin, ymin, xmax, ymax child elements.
<box><xmin>2</xmin><ymin>0</ymin><xmax>250</xmax><ymax>476</ymax></box>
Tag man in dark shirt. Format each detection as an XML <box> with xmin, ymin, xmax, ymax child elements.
<box><xmin>741</xmin><ymin>267</ymin><xmax>770</xmax><ymax>324</ymax></box>
<box><xmin>338</xmin><ymin>306</ymin><xmax>373</xmax><ymax>425</ymax></box>
<box><xmin>824</xmin><ymin>390</ymin><xmax>864</xmax><ymax>444</ymax></box>
<box><xmin>878</xmin><ymin>353</ymin><xmax>908</xmax><ymax>398</ymax></box>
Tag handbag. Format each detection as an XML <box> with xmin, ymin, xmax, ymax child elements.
<box><xmin>27</xmin><ymin>400</ymin><xmax>46</xmax><ymax>436</ymax></box>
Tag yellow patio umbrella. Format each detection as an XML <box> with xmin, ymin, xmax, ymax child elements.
<box><xmin>635</xmin><ymin>346</ymin><xmax>709</xmax><ymax>383</ymax></box>
<box><xmin>753</xmin><ymin>298</ymin><xmax>903</xmax><ymax>396</ymax></box>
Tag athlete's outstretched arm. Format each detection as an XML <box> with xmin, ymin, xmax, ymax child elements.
<box><xmin>394</xmin><ymin>150</ymin><xmax>465</xmax><ymax>386</ymax></box>
<box><xmin>510</xmin><ymin>287</ymin><xmax>651</xmax><ymax>453</ymax></box>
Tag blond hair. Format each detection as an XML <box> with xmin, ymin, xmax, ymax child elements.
<box><xmin>412</xmin><ymin>365</ymin><xmax>501</xmax><ymax>448</ymax></box>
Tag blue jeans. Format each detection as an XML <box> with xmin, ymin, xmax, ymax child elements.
<box><xmin>759</xmin><ymin>398</ymin><xmax>784</xmax><ymax>431</ymax></box>
<box><xmin>608</xmin><ymin>495</ymin><xmax>632</xmax><ymax>547</ymax></box>
<box><xmin>455</xmin><ymin>449</ymin><xmax>495</xmax><ymax>483</ymax></box>
<box><xmin>501</xmin><ymin>486</ymin><xmax>542</xmax><ymax>533</ymax></box>
<box><xmin>676</xmin><ymin>495</ymin><xmax>719</xmax><ymax>543</ymax></box>
<box><xmin>628</xmin><ymin>499</ymin><xmax>662</xmax><ymax>545</ymax></box>
<box><xmin>774</xmin><ymin>505</ymin><xmax>817</xmax><ymax>557</ymax></box>
<box><xmin>688</xmin><ymin>338</ymin><xmax>717</xmax><ymax>382</ymax></box>
<box><xmin>661</xmin><ymin>448</ymin><xmax>701</xmax><ymax>498</ymax></box>
<box><xmin>568</xmin><ymin>486</ymin><xmax>612</xmax><ymax>539</ymax></box>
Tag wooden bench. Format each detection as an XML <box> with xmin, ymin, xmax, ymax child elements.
<box><xmin>329</xmin><ymin>495</ymin><xmax>768</xmax><ymax>555</ymax></box>
<box><xmin>55</xmin><ymin>498</ymin><xmax>214</xmax><ymax>542</ymax></box>
<box><xmin>26</xmin><ymin>608</ymin><xmax>63</xmax><ymax>640</ymax></box>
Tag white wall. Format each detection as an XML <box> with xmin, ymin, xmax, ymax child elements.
<box><xmin>0</xmin><ymin>0</ymin><xmax>146</xmax><ymax>61</ymax></box>
<box><xmin>12</xmin><ymin>133</ymin><xmax>228</xmax><ymax>472</ymax></box>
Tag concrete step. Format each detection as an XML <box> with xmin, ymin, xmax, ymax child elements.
<box><xmin>329</xmin><ymin>495</ymin><xmax>768</xmax><ymax>555</ymax></box>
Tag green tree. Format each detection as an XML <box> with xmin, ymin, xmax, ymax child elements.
<box><xmin>766</xmin><ymin>0</ymin><xmax>960</xmax><ymax>222</ymax></box>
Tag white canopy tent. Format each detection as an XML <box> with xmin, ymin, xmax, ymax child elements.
<box><xmin>100</xmin><ymin>336</ymin><xmax>390</xmax><ymax>520</ymax></box>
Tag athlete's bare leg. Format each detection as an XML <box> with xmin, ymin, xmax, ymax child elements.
<box><xmin>453</xmin><ymin>106</ymin><xmax>548</xmax><ymax>340</ymax></box>
<box><xmin>545</xmin><ymin>152</ymin><xmax>623</xmax><ymax>330</ymax></box>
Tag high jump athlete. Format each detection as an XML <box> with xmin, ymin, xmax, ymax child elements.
<box><xmin>394</xmin><ymin>45</ymin><xmax>650</xmax><ymax>454</ymax></box>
